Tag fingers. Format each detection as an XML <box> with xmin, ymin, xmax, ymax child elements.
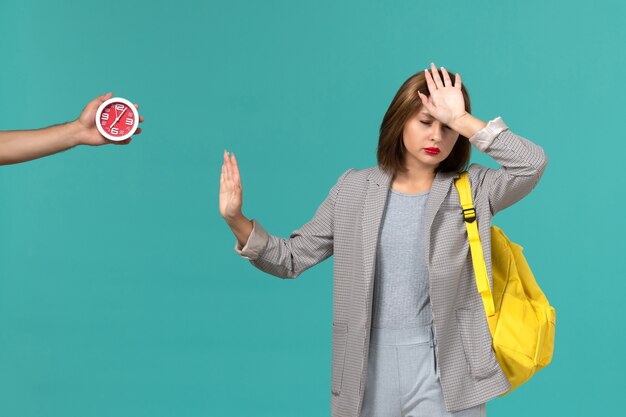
<box><xmin>425</xmin><ymin>63</ymin><xmax>461</xmax><ymax>90</ymax></box>
<box><xmin>132</xmin><ymin>104</ymin><xmax>145</xmax><ymax>126</ymax></box>
<box><xmin>230</xmin><ymin>152</ymin><xmax>241</xmax><ymax>185</ymax></box>
<box><xmin>223</xmin><ymin>149</ymin><xmax>232</xmax><ymax>185</ymax></box>
<box><xmin>133</xmin><ymin>105</ymin><xmax>145</xmax><ymax>124</ymax></box>
<box><xmin>430</xmin><ymin>62</ymin><xmax>444</xmax><ymax>88</ymax></box>
<box><xmin>220</xmin><ymin>163</ymin><xmax>228</xmax><ymax>194</ymax></box>
<box><xmin>424</xmin><ymin>68</ymin><xmax>437</xmax><ymax>94</ymax></box>
<box><xmin>441</xmin><ymin>66</ymin><xmax>452</xmax><ymax>87</ymax></box>
<box><xmin>222</xmin><ymin>149</ymin><xmax>242</xmax><ymax>191</ymax></box>
<box><xmin>222</xmin><ymin>149</ymin><xmax>230</xmax><ymax>186</ymax></box>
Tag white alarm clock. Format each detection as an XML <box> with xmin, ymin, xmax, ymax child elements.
<box><xmin>95</xmin><ymin>97</ymin><xmax>139</xmax><ymax>141</ymax></box>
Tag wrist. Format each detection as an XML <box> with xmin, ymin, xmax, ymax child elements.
<box><xmin>66</xmin><ymin>120</ymin><xmax>88</xmax><ymax>147</ymax></box>
<box><xmin>448</xmin><ymin>112</ymin><xmax>487</xmax><ymax>139</ymax></box>
<box><xmin>224</xmin><ymin>212</ymin><xmax>248</xmax><ymax>225</ymax></box>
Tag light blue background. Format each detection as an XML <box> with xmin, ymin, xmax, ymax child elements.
<box><xmin>1</xmin><ymin>0</ymin><xmax>624</xmax><ymax>416</ymax></box>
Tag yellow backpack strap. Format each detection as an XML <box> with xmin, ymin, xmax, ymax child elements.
<box><xmin>454</xmin><ymin>172</ymin><xmax>496</xmax><ymax>317</ymax></box>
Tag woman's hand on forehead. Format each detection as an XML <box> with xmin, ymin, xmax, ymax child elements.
<box><xmin>417</xmin><ymin>62</ymin><xmax>466</xmax><ymax>127</ymax></box>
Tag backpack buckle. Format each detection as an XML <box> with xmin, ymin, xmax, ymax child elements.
<box><xmin>463</xmin><ymin>207</ymin><xmax>476</xmax><ymax>223</ymax></box>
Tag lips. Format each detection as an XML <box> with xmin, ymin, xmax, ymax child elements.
<box><xmin>424</xmin><ymin>147</ymin><xmax>440</xmax><ymax>155</ymax></box>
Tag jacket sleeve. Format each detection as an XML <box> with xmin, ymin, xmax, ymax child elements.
<box><xmin>233</xmin><ymin>168</ymin><xmax>355</xmax><ymax>279</ymax></box>
<box><xmin>468</xmin><ymin>117</ymin><xmax>548</xmax><ymax>216</ymax></box>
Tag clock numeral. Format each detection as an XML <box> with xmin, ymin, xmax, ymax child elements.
<box><xmin>102</xmin><ymin>121</ymin><xmax>107</xmax><ymax>126</ymax></box>
<box><xmin>104</xmin><ymin>108</ymin><xmax>111</xmax><ymax>113</ymax></box>
<box><xmin>125</xmin><ymin>118</ymin><xmax>133</xmax><ymax>126</ymax></box>
<box><xmin>101</xmin><ymin>113</ymin><xmax>109</xmax><ymax>121</ymax></box>
<box><xmin>111</xmin><ymin>127</ymin><xmax>119</xmax><ymax>135</ymax></box>
<box><xmin>115</xmin><ymin>104</ymin><xmax>125</xmax><ymax>111</ymax></box>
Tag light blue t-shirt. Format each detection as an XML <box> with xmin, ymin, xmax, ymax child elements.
<box><xmin>371</xmin><ymin>188</ymin><xmax>433</xmax><ymax>329</ymax></box>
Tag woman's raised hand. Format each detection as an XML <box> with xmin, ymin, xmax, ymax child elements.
<box><xmin>219</xmin><ymin>150</ymin><xmax>244</xmax><ymax>221</ymax></box>
<box><xmin>417</xmin><ymin>62</ymin><xmax>468</xmax><ymax>127</ymax></box>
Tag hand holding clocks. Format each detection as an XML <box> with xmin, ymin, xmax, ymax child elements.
<box><xmin>71</xmin><ymin>92</ymin><xmax>143</xmax><ymax>146</ymax></box>
<box><xmin>0</xmin><ymin>92</ymin><xmax>144</xmax><ymax>165</ymax></box>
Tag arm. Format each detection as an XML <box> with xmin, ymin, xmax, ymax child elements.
<box><xmin>0</xmin><ymin>92</ymin><xmax>144</xmax><ymax>165</ymax></box>
<box><xmin>420</xmin><ymin>63</ymin><xmax>548</xmax><ymax>215</ymax></box>
<box><xmin>465</xmin><ymin>117</ymin><xmax>548</xmax><ymax>216</ymax></box>
<box><xmin>219</xmin><ymin>149</ymin><xmax>353</xmax><ymax>279</ymax></box>
<box><xmin>233</xmin><ymin>168</ymin><xmax>353</xmax><ymax>279</ymax></box>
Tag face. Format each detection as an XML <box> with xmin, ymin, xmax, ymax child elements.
<box><xmin>401</xmin><ymin>107</ymin><xmax>460</xmax><ymax>171</ymax></box>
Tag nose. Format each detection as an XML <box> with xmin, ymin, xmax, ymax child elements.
<box><xmin>430</xmin><ymin>122</ymin><xmax>444</xmax><ymax>141</ymax></box>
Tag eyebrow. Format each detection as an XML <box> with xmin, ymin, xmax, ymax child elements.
<box><xmin>418</xmin><ymin>113</ymin><xmax>450</xmax><ymax>127</ymax></box>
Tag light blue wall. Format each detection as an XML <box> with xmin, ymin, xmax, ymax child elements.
<box><xmin>1</xmin><ymin>1</ymin><xmax>623</xmax><ymax>415</ymax></box>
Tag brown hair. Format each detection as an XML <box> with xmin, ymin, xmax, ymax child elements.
<box><xmin>377</xmin><ymin>69</ymin><xmax>472</xmax><ymax>175</ymax></box>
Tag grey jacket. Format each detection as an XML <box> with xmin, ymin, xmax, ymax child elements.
<box><xmin>234</xmin><ymin>117</ymin><xmax>548</xmax><ymax>415</ymax></box>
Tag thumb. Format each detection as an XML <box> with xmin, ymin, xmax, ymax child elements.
<box><xmin>417</xmin><ymin>91</ymin><xmax>432</xmax><ymax>110</ymax></box>
<box><xmin>83</xmin><ymin>92</ymin><xmax>112</xmax><ymax>114</ymax></box>
<box><xmin>99</xmin><ymin>91</ymin><xmax>113</xmax><ymax>101</ymax></box>
<box><xmin>91</xmin><ymin>92</ymin><xmax>113</xmax><ymax>108</ymax></box>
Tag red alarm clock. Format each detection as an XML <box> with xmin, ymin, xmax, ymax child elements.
<box><xmin>95</xmin><ymin>97</ymin><xmax>139</xmax><ymax>141</ymax></box>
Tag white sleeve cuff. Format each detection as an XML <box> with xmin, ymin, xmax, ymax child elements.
<box><xmin>234</xmin><ymin>219</ymin><xmax>269</xmax><ymax>260</ymax></box>
<box><xmin>468</xmin><ymin>117</ymin><xmax>509</xmax><ymax>152</ymax></box>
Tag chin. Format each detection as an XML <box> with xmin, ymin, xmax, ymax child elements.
<box><xmin>419</xmin><ymin>154</ymin><xmax>444</xmax><ymax>164</ymax></box>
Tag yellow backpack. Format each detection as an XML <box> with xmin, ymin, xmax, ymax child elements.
<box><xmin>454</xmin><ymin>171</ymin><xmax>556</xmax><ymax>394</ymax></box>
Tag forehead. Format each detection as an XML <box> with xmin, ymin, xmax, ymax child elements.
<box><xmin>418</xmin><ymin>109</ymin><xmax>434</xmax><ymax>118</ymax></box>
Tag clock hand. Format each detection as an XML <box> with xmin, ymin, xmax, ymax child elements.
<box><xmin>109</xmin><ymin>105</ymin><xmax>126</xmax><ymax>129</ymax></box>
<box><xmin>113</xmin><ymin>106</ymin><xmax>120</xmax><ymax>122</ymax></box>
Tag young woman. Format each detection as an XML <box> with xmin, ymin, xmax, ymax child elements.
<box><xmin>219</xmin><ymin>62</ymin><xmax>548</xmax><ymax>417</ymax></box>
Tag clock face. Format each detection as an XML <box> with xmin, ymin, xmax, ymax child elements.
<box><xmin>95</xmin><ymin>97</ymin><xmax>139</xmax><ymax>141</ymax></box>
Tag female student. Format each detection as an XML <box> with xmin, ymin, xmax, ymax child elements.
<box><xmin>219</xmin><ymin>62</ymin><xmax>548</xmax><ymax>417</ymax></box>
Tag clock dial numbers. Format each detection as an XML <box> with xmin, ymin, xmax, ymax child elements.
<box><xmin>95</xmin><ymin>98</ymin><xmax>139</xmax><ymax>141</ymax></box>
<box><xmin>100</xmin><ymin>103</ymin><xmax>136</xmax><ymax>137</ymax></box>
<box><xmin>120</xmin><ymin>106</ymin><xmax>135</xmax><ymax>135</ymax></box>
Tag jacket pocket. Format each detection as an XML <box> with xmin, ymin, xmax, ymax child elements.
<box><xmin>456</xmin><ymin>308</ymin><xmax>501</xmax><ymax>381</ymax></box>
<box><xmin>331</xmin><ymin>323</ymin><xmax>348</xmax><ymax>396</ymax></box>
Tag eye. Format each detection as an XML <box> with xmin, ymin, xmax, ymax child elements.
<box><xmin>420</xmin><ymin>120</ymin><xmax>432</xmax><ymax>125</ymax></box>
<box><xmin>443</xmin><ymin>125</ymin><xmax>451</xmax><ymax>130</ymax></box>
